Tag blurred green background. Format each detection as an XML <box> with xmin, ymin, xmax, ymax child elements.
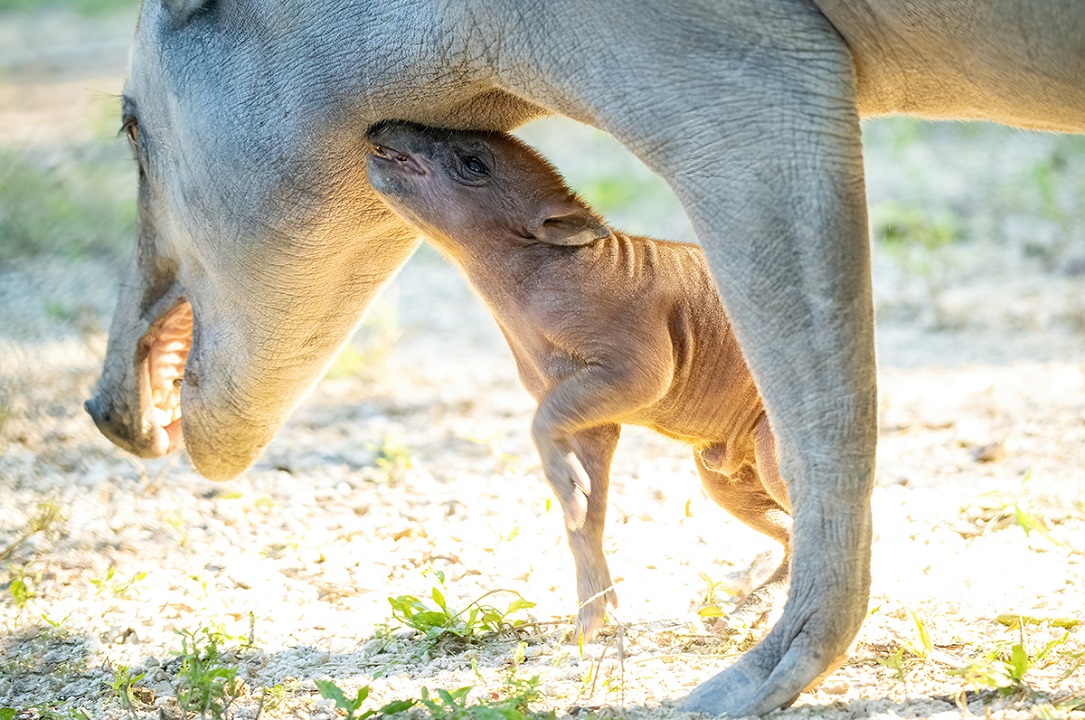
<box><xmin>2</xmin><ymin>0</ymin><xmax>1084</xmax><ymax>326</ymax></box>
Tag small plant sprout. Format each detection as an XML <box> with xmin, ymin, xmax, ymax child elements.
<box><xmin>315</xmin><ymin>680</ymin><xmax>415</xmax><ymax>720</ymax></box>
<box><xmin>904</xmin><ymin>609</ymin><xmax>934</xmax><ymax>661</ymax></box>
<box><xmin>950</xmin><ymin>619</ymin><xmax>1071</xmax><ymax>697</ymax></box>
<box><xmin>415</xmin><ymin>680</ymin><xmax>545</xmax><ymax>720</ymax></box>
<box><xmin>368</xmin><ymin>431</ymin><xmax>414</xmax><ymax>483</ymax></box>
<box><xmin>0</xmin><ymin>500</ymin><xmax>65</xmax><ymax>563</ymax></box>
<box><xmin>40</xmin><ymin>612</ymin><xmax>72</xmax><ymax>633</ymax></box>
<box><xmin>968</xmin><ymin>470</ymin><xmax>1070</xmax><ymax>548</ymax></box>
<box><xmin>89</xmin><ymin>566</ymin><xmax>148</xmax><ymax>598</ymax></box>
<box><xmin>418</xmin><ymin>687</ymin><xmax>473</xmax><ymax>719</ymax></box>
<box><xmin>876</xmin><ymin>609</ymin><xmax>934</xmax><ymax>691</ymax></box>
<box><xmin>387</xmin><ymin>570</ymin><xmax>535</xmax><ymax>645</ymax></box>
<box><xmin>696</xmin><ymin>572</ymin><xmax>734</xmax><ymax>619</ymax></box>
<box><xmin>111</xmin><ymin>664</ymin><xmax>147</xmax><ymax>718</ymax></box>
<box><xmin>872</xmin><ymin>200</ymin><xmax>960</xmax><ymax>325</ymax></box>
<box><xmin>172</xmin><ymin>626</ymin><xmax>246</xmax><ymax>720</ymax></box>
<box><xmin>7</xmin><ymin>564</ymin><xmax>37</xmax><ymax>612</ymax></box>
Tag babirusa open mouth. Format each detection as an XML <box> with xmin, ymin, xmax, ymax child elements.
<box><xmin>139</xmin><ymin>299</ymin><xmax>192</xmax><ymax>454</ymax></box>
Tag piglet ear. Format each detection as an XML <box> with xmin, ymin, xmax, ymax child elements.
<box><xmin>533</xmin><ymin>206</ymin><xmax>611</xmax><ymax>247</ymax></box>
<box><xmin>162</xmin><ymin>0</ymin><xmax>212</xmax><ymax>25</ymax></box>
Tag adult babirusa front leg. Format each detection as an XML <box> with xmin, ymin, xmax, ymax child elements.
<box><xmin>676</xmin><ymin>30</ymin><xmax>873</xmax><ymax>720</ymax></box>
<box><xmin>538</xmin><ymin>6</ymin><xmax>874</xmax><ymax>716</ymax></box>
<box><xmin>489</xmin><ymin>1</ymin><xmax>874</xmax><ymax>712</ymax></box>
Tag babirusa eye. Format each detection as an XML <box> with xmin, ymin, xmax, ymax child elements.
<box><xmin>464</xmin><ymin>156</ymin><xmax>488</xmax><ymax>175</ymax></box>
<box><xmin>121</xmin><ymin>115</ymin><xmax>139</xmax><ymax>145</ymax></box>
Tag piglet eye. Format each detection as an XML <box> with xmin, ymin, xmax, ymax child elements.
<box><xmin>464</xmin><ymin>156</ymin><xmax>489</xmax><ymax>175</ymax></box>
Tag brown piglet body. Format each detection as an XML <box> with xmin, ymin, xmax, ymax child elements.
<box><xmin>366</xmin><ymin>121</ymin><xmax>792</xmax><ymax>641</ymax></box>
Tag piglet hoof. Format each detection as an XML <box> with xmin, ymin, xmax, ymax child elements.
<box><xmin>576</xmin><ymin>586</ymin><xmax>618</xmax><ymax>642</ymax></box>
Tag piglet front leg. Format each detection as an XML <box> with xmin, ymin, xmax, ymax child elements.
<box><xmin>532</xmin><ymin>424</ymin><xmax>593</xmax><ymax>530</ymax></box>
<box><xmin>531</xmin><ymin>361</ymin><xmax>670</xmax><ymax>530</ymax></box>
<box><xmin>567</xmin><ymin>424</ymin><xmax>621</xmax><ymax>641</ymax></box>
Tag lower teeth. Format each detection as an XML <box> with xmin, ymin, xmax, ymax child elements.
<box><xmin>153</xmin><ymin>406</ymin><xmax>174</xmax><ymax>427</ymax></box>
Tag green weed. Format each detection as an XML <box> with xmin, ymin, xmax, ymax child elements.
<box><xmin>872</xmin><ymin>201</ymin><xmax>961</xmax><ymax>324</ymax></box>
<box><xmin>418</xmin><ymin>675</ymin><xmax>546</xmax><ymax>720</ymax></box>
<box><xmin>171</xmin><ymin>626</ymin><xmax>245</xmax><ymax>720</ymax></box>
<box><xmin>0</xmin><ymin>706</ymin><xmax>90</xmax><ymax>720</ymax></box>
<box><xmin>876</xmin><ymin>610</ymin><xmax>933</xmax><ymax>690</ymax></box>
<box><xmin>369</xmin><ymin>432</ymin><xmax>414</xmax><ymax>482</ymax></box>
<box><xmin>312</xmin><ymin>675</ymin><xmax>547</xmax><ymax>720</ymax></box>
<box><xmin>695</xmin><ymin>572</ymin><xmax>734</xmax><ymax>619</ymax></box>
<box><xmin>89</xmin><ymin>566</ymin><xmax>147</xmax><ymax>598</ymax></box>
<box><xmin>40</xmin><ymin>612</ymin><xmax>72</xmax><ymax>633</ymax></box>
<box><xmin>110</xmin><ymin>664</ymin><xmax>147</xmax><ymax>717</ymax></box>
<box><xmin>964</xmin><ymin>471</ymin><xmax>1069</xmax><ymax>548</ymax></box>
<box><xmin>996</xmin><ymin>614</ymin><xmax>1080</xmax><ymax>630</ymax></box>
<box><xmin>388</xmin><ymin>570</ymin><xmax>535</xmax><ymax>647</ymax></box>
<box><xmin>315</xmin><ymin>681</ymin><xmax>415</xmax><ymax>720</ymax></box>
<box><xmin>6</xmin><ymin>565</ymin><xmax>34</xmax><ymax>610</ymax></box>
<box><xmin>1022</xmin><ymin>138</ymin><xmax>1085</xmax><ymax>264</ymax></box>
<box><xmin>0</xmin><ymin>500</ymin><xmax>65</xmax><ymax>563</ymax></box>
<box><xmin>259</xmin><ymin>679</ymin><xmax>299</xmax><ymax>715</ymax></box>
<box><xmin>950</xmin><ymin>622</ymin><xmax>1070</xmax><ymax>697</ymax></box>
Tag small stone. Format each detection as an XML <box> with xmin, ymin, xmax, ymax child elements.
<box><xmin>973</xmin><ymin>441</ymin><xmax>1006</xmax><ymax>463</ymax></box>
<box><xmin>362</xmin><ymin>638</ymin><xmax>387</xmax><ymax>655</ymax></box>
<box><xmin>47</xmin><ymin>645</ymin><xmax>82</xmax><ymax>665</ymax></box>
<box><xmin>133</xmin><ymin>685</ymin><xmax>156</xmax><ymax>705</ymax></box>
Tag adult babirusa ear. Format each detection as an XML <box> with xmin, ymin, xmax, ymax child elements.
<box><xmin>532</xmin><ymin>205</ymin><xmax>611</xmax><ymax>247</ymax></box>
<box><xmin>162</xmin><ymin>0</ymin><xmax>212</xmax><ymax>25</ymax></box>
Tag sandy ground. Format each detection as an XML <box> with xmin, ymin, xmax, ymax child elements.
<box><xmin>1</xmin><ymin>8</ymin><xmax>1084</xmax><ymax>720</ymax></box>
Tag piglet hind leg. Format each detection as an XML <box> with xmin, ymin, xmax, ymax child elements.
<box><xmin>567</xmin><ymin>424</ymin><xmax>621</xmax><ymax>642</ymax></box>
<box><xmin>694</xmin><ymin>457</ymin><xmax>792</xmax><ymax>636</ymax></box>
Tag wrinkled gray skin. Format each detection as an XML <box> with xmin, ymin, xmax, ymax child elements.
<box><xmin>87</xmin><ymin>0</ymin><xmax>1085</xmax><ymax>714</ymax></box>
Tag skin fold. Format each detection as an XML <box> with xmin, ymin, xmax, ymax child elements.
<box><xmin>364</xmin><ymin>121</ymin><xmax>794</xmax><ymax>643</ymax></box>
<box><xmin>87</xmin><ymin>0</ymin><xmax>1085</xmax><ymax>714</ymax></box>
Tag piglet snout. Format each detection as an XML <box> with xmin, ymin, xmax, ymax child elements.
<box><xmin>369</xmin><ymin>142</ymin><xmax>426</xmax><ymax>175</ymax></box>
